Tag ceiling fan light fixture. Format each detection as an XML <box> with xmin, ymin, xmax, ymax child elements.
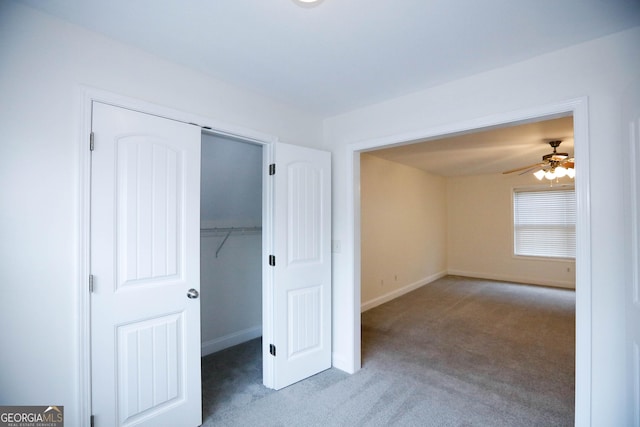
<box><xmin>503</xmin><ymin>140</ymin><xmax>576</xmax><ymax>181</ymax></box>
<box><xmin>292</xmin><ymin>0</ymin><xmax>324</xmax><ymax>7</ymax></box>
<box><xmin>555</xmin><ymin>166</ymin><xmax>567</xmax><ymax>178</ymax></box>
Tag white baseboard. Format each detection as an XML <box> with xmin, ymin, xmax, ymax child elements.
<box><xmin>201</xmin><ymin>325</ymin><xmax>262</xmax><ymax>357</ymax></box>
<box><xmin>361</xmin><ymin>271</ymin><xmax>447</xmax><ymax>312</ymax></box>
<box><xmin>447</xmin><ymin>269</ymin><xmax>576</xmax><ymax>289</ymax></box>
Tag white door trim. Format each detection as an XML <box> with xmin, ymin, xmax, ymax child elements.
<box><xmin>623</xmin><ymin>83</ymin><xmax>640</xmax><ymax>426</ymax></box>
<box><xmin>77</xmin><ymin>87</ymin><xmax>278</xmax><ymax>425</ymax></box>
<box><xmin>346</xmin><ymin>97</ymin><xmax>591</xmax><ymax>426</ymax></box>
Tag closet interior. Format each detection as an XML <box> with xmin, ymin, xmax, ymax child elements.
<box><xmin>200</xmin><ymin>132</ymin><xmax>264</xmax><ymax>357</ymax></box>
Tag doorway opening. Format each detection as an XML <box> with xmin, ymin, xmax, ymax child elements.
<box><xmin>358</xmin><ymin>115</ymin><xmax>576</xmax><ymax>422</ymax></box>
<box><xmin>349</xmin><ymin>98</ymin><xmax>591</xmax><ymax>421</ymax></box>
<box><xmin>199</xmin><ymin>132</ymin><xmax>267</xmax><ymax>419</ymax></box>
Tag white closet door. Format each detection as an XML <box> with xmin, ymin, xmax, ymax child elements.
<box><xmin>90</xmin><ymin>102</ymin><xmax>202</xmax><ymax>427</ymax></box>
<box><xmin>271</xmin><ymin>142</ymin><xmax>332</xmax><ymax>389</ymax></box>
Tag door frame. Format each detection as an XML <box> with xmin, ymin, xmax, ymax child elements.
<box><xmin>346</xmin><ymin>96</ymin><xmax>591</xmax><ymax>425</ymax></box>
<box><xmin>77</xmin><ymin>87</ymin><xmax>278</xmax><ymax>424</ymax></box>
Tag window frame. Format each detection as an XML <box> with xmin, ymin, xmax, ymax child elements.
<box><xmin>511</xmin><ymin>184</ymin><xmax>576</xmax><ymax>261</ymax></box>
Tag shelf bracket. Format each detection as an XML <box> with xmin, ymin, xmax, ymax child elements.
<box><xmin>215</xmin><ymin>228</ymin><xmax>234</xmax><ymax>258</ymax></box>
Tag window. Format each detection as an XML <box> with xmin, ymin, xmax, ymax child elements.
<box><xmin>513</xmin><ymin>186</ymin><xmax>576</xmax><ymax>259</ymax></box>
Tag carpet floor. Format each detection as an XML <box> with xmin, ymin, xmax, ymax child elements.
<box><xmin>201</xmin><ymin>275</ymin><xmax>575</xmax><ymax>426</ymax></box>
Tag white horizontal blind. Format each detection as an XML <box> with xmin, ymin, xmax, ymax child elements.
<box><xmin>513</xmin><ymin>187</ymin><xmax>576</xmax><ymax>258</ymax></box>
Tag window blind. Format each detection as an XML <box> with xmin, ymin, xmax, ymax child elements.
<box><xmin>513</xmin><ymin>187</ymin><xmax>576</xmax><ymax>259</ymax></box>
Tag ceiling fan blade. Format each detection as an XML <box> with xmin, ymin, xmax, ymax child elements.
<box><xmin>502</xmin><ymin>162</ymin><xmax>544</xmax><ymax>174</ymax></box>
<box><xmin>560</xmin><ymin>159</ymin><xmax>575</xmax><ymax>169</ymax></box>
<box><xmin>518</xmin><ymin>165</ymin><xmax>546</xmax><ymax>176</ymax></box>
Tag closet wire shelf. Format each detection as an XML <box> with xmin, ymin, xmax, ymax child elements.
<box><xmin>200</xmin><ymin>226</ymin><xmax>262</xmax><ymax>258</ymax></box>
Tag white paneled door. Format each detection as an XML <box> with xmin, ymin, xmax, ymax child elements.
<box><xmin>90</xmin><ymin>102</ymin><xmax>202</xmax><ymax>427</ymax></box>
<box><xmin>271</xmin><ymin>142</ymin><xmax>332</xmax><ymax>389</ymax></box>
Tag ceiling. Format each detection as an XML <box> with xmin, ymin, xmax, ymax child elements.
<box><xmin>17</xmin><ymin>0</ymin><xmax>640</xmax><ymax>117</ymax></box>
<box><xmin>14</xmin><ymin>0</ymin><xmax>636</xmax><ymax>175</ymax></box>
<box><xmin>365</xmin><ymin>116</ymin><xmax>574</xmax><ymax>176</ymax></box>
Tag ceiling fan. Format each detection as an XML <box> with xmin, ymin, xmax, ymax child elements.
<box><xmin>503</xmin><ymin>140</ymin><xmax>575</xmax><ymax>180</ymax></box>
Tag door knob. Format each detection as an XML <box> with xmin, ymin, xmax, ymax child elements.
<box><xmin>187</xmin><ymin>288</ymin><xmax>199</xmax><ymax>299</ymax></box>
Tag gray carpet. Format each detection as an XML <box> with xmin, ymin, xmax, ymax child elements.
<box><xmin>201</xmin><ymin>276</ymin><xmax>575</xmax><ymax>426</ymax></box>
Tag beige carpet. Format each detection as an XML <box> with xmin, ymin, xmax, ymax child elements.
<box><xmin>202</xmin><ymin>275</ymin><xmax>575</xmax><ymax>426</ymax></box>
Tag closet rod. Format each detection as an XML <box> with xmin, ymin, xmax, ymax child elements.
<box><xmin>200</xmin><ymin>227</ymin><xmax>262</xmax><ymax>258</ymax></box>
<box><xmin>200</xmin><ymin>226</ymin><xmax>262</xmax><ymax>233</ymax></box>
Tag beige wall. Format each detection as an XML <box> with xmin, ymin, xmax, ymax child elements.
<box><xmin>361</xmin><ymin>154</ymin><xmax>576</xmax><ymax>309</ymax></box>
<box><xmin>447</xmin><ymin>172</ymin><xmax>576</xmax><ymax>288</ymax></box>
<box><xmin>360</xmin><ymin>154</ymin><xmax>447</xmax><ymax>309</ymax></box>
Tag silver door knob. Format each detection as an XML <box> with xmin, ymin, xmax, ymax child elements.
<box><xmin>187</xmin><ymin>288</ymin><xmax>199</xmax><ymax>299</ymax></box>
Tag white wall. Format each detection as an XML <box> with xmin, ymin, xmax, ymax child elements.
<box><xmin>447</xmin><ymin>172</ymin><xmax>576</xmax><ymax>288</ymax></box>
<box><xmin>325</xmin><ymin>27</ymin><xmax>640</xmax><ymax>425</ymax></box>
<box><xmin>0</xmin><ymin>3</ymin><xmax>322</xmax><ymax>425</ymax></box>
<box><xmin>201</xmin><ymin>135</ymin><xmax>263</xmax><ymax>228</ymax></box>
<box><xmin>360</xmin><ymin>154</ymin><xmax>447</xmax><ymax>310</ymax></box>
<box><xmin>200</xmin><ymin>135</ymin><xmax>263</xmax><ymax>355</ymax></box>
<box><xmin>201</xmin><ymin>233</ymin><xmax>262</xmax><ymax>354</ymax></box>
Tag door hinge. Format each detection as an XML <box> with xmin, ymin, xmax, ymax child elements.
<box><xmin>269</xmin><ymin>344</ymin><xmax>276</xmax><ymax>356</ymax></box>
<box><xmin>90</xmin><ymin>415</ymin><xmax>95</xmax><ymax>427</ymax></box>
<box><xmin>269</xmin><ymin>255</ymin><xmax>275</xmax><ymax>266</ymax></box>
<box><xmin>90</xmin><ymin>132</ymin><xmax>95</xmax><ymax>151</ymax></box>
<box><xmin>89</xmin><ymin>275</ymin><xmax>94</xmax><ymax>293</ymax></box>
<box><xmin>269</xmin><ymin>163</ymin><xmax>275</xmax><ymax>175</ymax></box>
